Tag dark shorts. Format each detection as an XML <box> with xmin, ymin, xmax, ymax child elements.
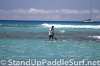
<box><xmin>49</xmin><ymin>35</ymin><xmax>54</xmax><ymax>39</ymax></box>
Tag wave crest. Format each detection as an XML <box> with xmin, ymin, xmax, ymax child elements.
<box><xmin>42</xmin><ymin>23</ymin><xmax>100</xmax><ymax>29</ymax></box>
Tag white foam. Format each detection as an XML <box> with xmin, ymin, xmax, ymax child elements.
<box><xmin>60</xmin><ymin>30</ymin><xmax>65</xmax><ymax>33</ymax></box>
<box><xmin>88</xmin><ymin>36</ymin><xmax>100</xmax><ymax>39</ymax></box>
<box><xmin>42</xmin><ymin>23</ymin><xmax>100</xmax><ymax>29</ymax></box>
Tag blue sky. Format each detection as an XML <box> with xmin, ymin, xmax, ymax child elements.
<box><xmin>0</xmin><ymin>0</ymin><xmax>100</xmax><ymax>21</ymax></box>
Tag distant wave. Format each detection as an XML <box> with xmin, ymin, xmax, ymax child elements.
<box><xmin>0</xmin><ymin>24</ymin><xmax>39</xmax><ymax>28</ymax></box>
<box><xmin>88</xmin><ymin>36</ymin><xmax>100</xmax><ymax>40</ymax></box>
<box><xmin>42</xmin><ymin>23</ymin><xmax>100</xmax><ymax>29</ymax></box>
<box><xmin>1</xmin><ymin>23</ymin><xmax>100</xmax><ymax>29</ymax></box>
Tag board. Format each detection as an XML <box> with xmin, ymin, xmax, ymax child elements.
<box><xmin>46</xmin><ymin>40</ymin><xmax>66</xmax><ymax>42</ymax></box>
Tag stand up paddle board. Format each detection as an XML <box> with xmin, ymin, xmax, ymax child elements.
<box><xmin>46</xmin><ymin>39</ymin><xmax>66</xmax><ymax>42</ymax></box>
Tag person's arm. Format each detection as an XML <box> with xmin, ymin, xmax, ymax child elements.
<box><xmin>49</xmin><ymin>28</ymin><xmax>51</xmax><ymax>32</ymax></box>
<box><xmin>53</xmin><ymin>29</ymin><xmax>54</xmax><ymax>35</ymax></box>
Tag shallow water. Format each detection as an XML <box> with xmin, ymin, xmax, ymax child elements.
<box><xmin>0</xmin><ymin>20</ymin><xmax>100</xmax><ymax>66</ymax></box>
<box><xmin>0</xmin><ymin>38</ymin><xmax>100</xmax><ymax>60</ymax></box>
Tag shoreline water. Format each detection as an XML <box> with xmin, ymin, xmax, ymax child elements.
<box><xmin>0</xmin><ymin>20</ymin><xmax>100</xmax><ymax>66</ymax></box>
<box><xmin>0</xmin><ymin>31</ymin><xmax>100</xmax><ymax>42</ymax></box>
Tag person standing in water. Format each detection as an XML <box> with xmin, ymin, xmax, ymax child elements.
<box><xmin>49</xmin><ymin>26</ymin><xmax>55</xmax><ymax>40</ymax></box>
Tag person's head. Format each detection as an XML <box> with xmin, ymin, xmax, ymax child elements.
<box><xmin>51</xmin><ymin>26</ymin><xmax>54</xmax><ymax>30</ymax></box>
<box><xmin>52</xmin><ymin>26</ymin><xmax>54</xmax><ymax>28</ymax></box>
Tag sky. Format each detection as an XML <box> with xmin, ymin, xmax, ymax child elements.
<box><xmin>0</xmin><ymin>0</ymin><xmax>100</xmax><ymax>21</ymax></box>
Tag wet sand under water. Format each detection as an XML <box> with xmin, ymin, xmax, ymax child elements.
<box><xmin>0</xmin><ymin>31</ymin><xmax>100</xmax><ymax>42</ymax></box>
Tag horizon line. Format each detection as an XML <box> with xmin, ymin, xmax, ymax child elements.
<box><xmin>0</xmin><ymin>20</ymin><xmax>100</xmax><ymax>22</ymax></box>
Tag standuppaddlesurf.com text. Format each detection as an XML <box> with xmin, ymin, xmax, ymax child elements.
<box><xmin>0</xmin><ymin>59</ymin><xmax>100</xmax><ymax>66</ymax></box>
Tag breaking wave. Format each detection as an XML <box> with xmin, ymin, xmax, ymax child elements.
<box><xmin>88</xmin><ymin>36</ymin><xmax>100</xmax><ymax>40</ymax></box>
<box><xmin>42</xmin><ymin>23</ymin><xmax>100</xmax><ymax>29</ymax></box>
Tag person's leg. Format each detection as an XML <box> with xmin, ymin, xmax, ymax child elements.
<box><xmin>49</xmin><ymin>35</ymin><xmax>51</xmax><ymax>40</ymax></box>
<box><xmin>51</xmin><ymin>35</ymin><xmax>54</xmax><ymax>40</ymax></box>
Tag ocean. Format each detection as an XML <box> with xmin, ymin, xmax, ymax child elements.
<box><xmin>0</xmin><ymin>20</ymin><xmax>100</xmax><ymax>66</ymax></box>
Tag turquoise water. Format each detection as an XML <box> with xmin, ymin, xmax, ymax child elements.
<box><xmin>0</xmin><ymin>38</ymin><xmax>100</xmax><ymax>60</ymax></box>
<box><xmin>0</xmin><ymin>20</ymin><xmax>100</xmax><ymax>66</ymax></box>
